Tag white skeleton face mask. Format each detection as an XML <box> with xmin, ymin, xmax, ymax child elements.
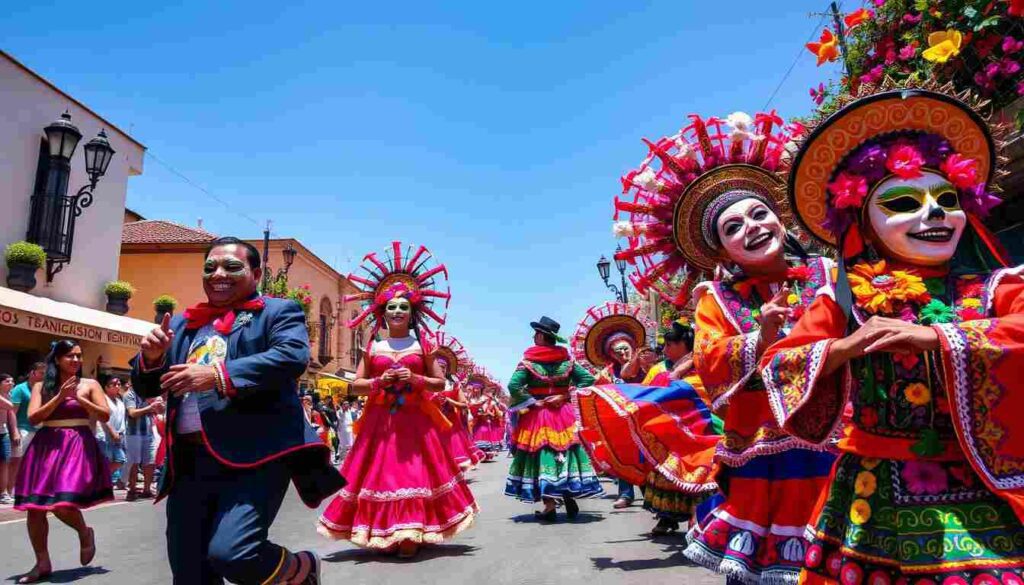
<box><xmin>866</xmin><ymin>171</ymin><xmax>966</xmax><ymax>266</ymax></box>
<box><xmin>384</xmin><ymin>297</ymin><xmax>412</xmax><ymax>328</ymax></box>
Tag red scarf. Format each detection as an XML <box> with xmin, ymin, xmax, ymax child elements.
<box><xmin>523</xmin><ymin>345</ymin><xmax>569</xmax><ymax>363</ymax></box>
<box><xmin>734</xmin><ymin>265</ymin><xmax>812</xmax><ymax>299</ymax></box>
<box><xmin>183</xmin><ymin>297</ymin><xmax>266</xmax><ymax>335</ymax></box>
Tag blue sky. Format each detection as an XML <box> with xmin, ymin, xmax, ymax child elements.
<box><xmin>2</xmin><ymin>1</ymin><xmax>844</xmax><ymax>380</ymax></box>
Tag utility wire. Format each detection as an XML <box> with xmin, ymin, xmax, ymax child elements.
<box><xmin>761</xmin><ymin>5</ymin><xmax>833</xmax><ymax>111</ymax></box>
<box><xmin>143</xmin><ymin>150</ymin><xmax>268</xmax><ymax>232</ymax></box>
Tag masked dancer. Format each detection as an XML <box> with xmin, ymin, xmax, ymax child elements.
<box><xmin>434</xmin><ymin>333</ymin><xmax>484</xmax><ymax>471</ymax></box>
<box><xmin>762</xmin><ymin>85</ymin><xmax>1024</xmax><ymax>583</ymax></box>
<box><xmin>318</xmin><ymin>242</ymin><xmax>477</xmax><ymax>559</ymax></box>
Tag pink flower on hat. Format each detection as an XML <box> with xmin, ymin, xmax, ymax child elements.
<box><xmin>828</xmin><ymin>172</ymin><xmax>869</xmax><ymax>209</ymax></box>
<box><xmin>940</xmin><ymin>154</ymin><xmax>980</xmax><ymax>189</ymax></box>
<box><xmin>886</xmin><ymin>145</ymin><xmax>925</xmax><ymax>179</ymax></box>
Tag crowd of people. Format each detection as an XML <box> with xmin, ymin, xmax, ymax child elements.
<box><xmin>5</xmin><ymin>81</ymin><xmax>1024</xmax><ymax>585</ymax></box>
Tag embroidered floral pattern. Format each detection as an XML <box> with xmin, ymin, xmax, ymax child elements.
<box><xmin>848</xmin><ymin>261</ymin><xmax>930</xmax><ymax>315</ymax></box>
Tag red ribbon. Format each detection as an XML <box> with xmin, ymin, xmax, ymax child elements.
<box><xmin>183</xmin><ymin>297</ymin><xmax>266</xmax><ymax>335</ymax></box>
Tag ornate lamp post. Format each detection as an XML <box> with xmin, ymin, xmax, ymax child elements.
<box><xmin>596</xmin><ymin>245</ymin><xmax>630</xmax><ymax>304</ymax></box>
<box><xmin>26</xmin><ymin>111</ymin><xmax>116</xmax><ymax>282</ymax></box>
<box><xmin>279</xmin><ymin>242</ymin><xmax>297</xmax><ymax>280</ymax></box>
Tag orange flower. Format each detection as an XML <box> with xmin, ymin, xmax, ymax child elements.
<box><xmin>807</xmin><ymin>28</ymin><xmax>840</xmax><ymax>66</ymax></box>
<box><xmin>847</xmin><ymin>261</ymin><xmax>930</xmax><ymax>315</ymax></box>
<box><xmin>854</xmin><ymin>471</ymin><xmax>877</xmax><ymax>498</ymax></box>
<box><xmin>850</xmin><ymin>499</ymin><xmax>872</xmax><ymax>525</ymax></box>
<box><xmin>844</xmin><ymin>8</ymin><xmax>873</xmax><ymax>31</ymax></box>
<box><xmin>904</xmin><ymin>382</ymin><xmax>931</xmax><ymax>406</ymax></box>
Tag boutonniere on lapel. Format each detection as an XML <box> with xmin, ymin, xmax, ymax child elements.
<box><xmin>232</xmin><ymin>311</ymin><xmax>254</xmax><ymax>331</ymax></box>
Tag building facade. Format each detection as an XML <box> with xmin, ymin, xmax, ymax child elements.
<box><xmin>0</xmin><ymin>50</ymin><xmax>152</xmax><ymax>378</ymax></box>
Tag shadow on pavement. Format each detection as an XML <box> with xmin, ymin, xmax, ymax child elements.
<box><xmin>509</xmin><ymin>512</ymin><xmax>606</xmax><ymax>524</ymax></box>
<box><xmin>6</xmin><ymin>566</ymin><xmax>110</xmax><ymax>583</ymax></box>
<box><xmin>322</xmin><ymin>544</ymin><xmax>478</xmax><ymax>565</ymax></box>
<box><xmin>590</xmin><ymin>551</ymin><xmax>695</xmax><ymax>572</ymax></box>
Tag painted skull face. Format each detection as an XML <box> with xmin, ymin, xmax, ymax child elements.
<box><xmin>437</xmin><ymin>358</ymin><xmax>450</xmax><ymax>377</ymax></box>
<box><xmin>384</xmin><ymin>296</ymin><xmax>412</xmax><ymax>328</ymax></box>
<box><xmin>866</xmin><ymin>171</ymin><xmax>966</xmax><ymax>266</ymax></box>
<box><xmin>610</xmin><ymin>340</ymin><xmax>633</xmax><ymax>364</ymax></box>
<box><xmin>715</xmin><ymin>197</ymin><xmax>785</xmax><ymax>271</ymax></box>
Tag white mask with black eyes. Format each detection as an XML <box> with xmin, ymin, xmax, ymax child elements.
<box><xmin>866</xmin><ymin>171</ymin><xmax>966</xmax><ymax>266</ymax></box>
<box><xmin>715</xmin><ymin>197</ymin><xmax>785</xmax><ymax>271</ymax></box>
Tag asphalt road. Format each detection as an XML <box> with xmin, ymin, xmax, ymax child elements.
<box><xmin>0</xmin><ymin>457</ymin><xmax>722</xmax><ymax>584</ymax></box>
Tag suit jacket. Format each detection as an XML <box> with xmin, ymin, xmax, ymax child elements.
<box><xmin>131</xmin><ymin>296</ymin><xmax>344</xmax><ymax>506</ymax></box>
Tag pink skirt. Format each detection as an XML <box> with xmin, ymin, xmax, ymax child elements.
<box><xmin>446</xmin><ymin>416</ymin><xmax>485</xmax><ymax>470</ymax></box>
<box><xmin>473</xmin><ymin>418</ymin><xmax>505</xmax><ymax>451</ymax></box>
<box><xmin>318</xmin><ymin>403</ymin><xmax>478</xmax><ymax>549</ymax></box>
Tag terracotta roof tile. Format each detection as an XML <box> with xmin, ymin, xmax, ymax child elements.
<box><xmin>122</xmin><ymin>220</ymin><xmax>217</xmax><ymax>244</ymax></box>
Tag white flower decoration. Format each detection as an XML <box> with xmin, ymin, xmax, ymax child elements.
<box><xmin>613</xmin><ymin>221</ymin><xmax>638</xmax><ymax>238</ymax></box>
<box><xmin>726</xmin><ymin>111</ymin><xmax>754</xmax><ymax>132</ymax></box>
<box><xmin>633</xmin><ymin>167</ymin><xmax>663</xmax><ymax>192</ymax></box>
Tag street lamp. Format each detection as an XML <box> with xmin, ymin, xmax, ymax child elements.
<box><xmin>281</xmin><ymin>242</ymin><xmax>297</xmax><ymax>275</ymax></box>
<box><xmin>27</xmin><ymin>111</ymin><xmax>116</xmax><ymax>282</ymax></box>
<box><xmin>596</xmin><ymin>247</ymin><xmax>629</xmax><ymax>304</ymax></box>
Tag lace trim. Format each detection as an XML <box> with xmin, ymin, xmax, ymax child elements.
<box><xmin>317</xmin><ymin>504</ymin><xmax>478</xmax><ymax>549</ymax></box>
<box><xmin>336</xmin><ymin>472</ymin><xmax>467</xmax><ymax>502</ymax></box>
<box><xmin>983</xmin><ymin>265</ymin><xmax>1024</xmax><ymax>313</ymax></box>
<box><xmin>762</xmin><ymin>339</ymin><xmax>844</xmax><ymax>448</ymax></box>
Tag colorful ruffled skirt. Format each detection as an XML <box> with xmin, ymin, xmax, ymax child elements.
<box><xmin>473</xmin><ymin>417</ymin><xmax>505</xmax><ymax>453</ymax></box>
<box><xmin>684</xmin><ymin>449</ymin><xmax>836</xmax><ymax>585</ymax></box>
<box><xmin>575</xmin><ymin>381</ymin><xmax>722</xmax><ymax>519</ymax></box>
<box><xmin>14</xmin><ymin>425</ymin><xmax>113</xmax><ymax>511</ymax></box>
<box><xmin>799</xmin><ymin>452</ymin><xmax>1024</xmax><ymax>584</ymax></box>
<box><xmin>504</xmin><ymin>402</ymin><xmax>603</xmax><ymax>502</ymax></box>
<box><xmin>318</xmin><ymin>403</ymin><xmax>478</xmax><ymax>549</ymax></box>
<box><xmin>445</xmin><ymin>415</ymin><xmax>485</xmax><ymax>471</ymax></box>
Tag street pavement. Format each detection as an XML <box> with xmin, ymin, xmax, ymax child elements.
<box><xmin>0</xmin><ymin>457</ymin><xmax>722</xmax><ymax>584</ymax></box>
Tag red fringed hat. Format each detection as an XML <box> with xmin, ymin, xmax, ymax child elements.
<box><xmin>345</xmin><ymin>241</ymin><xmax>451</xmax><ymax>352</ymax></box>
<box><xmin>613</xmin><ymin>111</ymin><xmax>802</xmax><ymax>308</ymax></box>
<box><xmin>571</xmin><ymin>302</ymin><xmax>652</xmax><ymax>371</ymax></box>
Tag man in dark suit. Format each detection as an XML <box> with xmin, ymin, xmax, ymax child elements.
<box><xmin>132</xmin><ymin>237</ymin><xmax>344</xmax><ymax>585</ymax></box>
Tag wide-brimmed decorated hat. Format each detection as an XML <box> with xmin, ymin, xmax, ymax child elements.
<box><xmin>788</xmin><ymin>82</ymin><xmax>1005</xmax><ymax>251</ymax></box>
<box><xmin>433</xmin><ymin>331</ymin><xmax>469</xmax><ymax>377</ymax></box>
<box><xmin>345</xmin><ymin>241</ymin><xmax>451</xmax><ymax>351</ymax></box>
<box><xmin>613</xmin><ymin>111</ymin><xmax>800</xmax><ymax>307</ymax></box>
<box><xmin>571</xmin><ymin>302</ymin><xmax>653</xmax><ymax>370</ymax></box>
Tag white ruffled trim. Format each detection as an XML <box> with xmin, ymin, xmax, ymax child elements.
<box><xmin>335</xmin><ymin>472</ymin><xmax>468</xmax><ymax>502</ymax></box>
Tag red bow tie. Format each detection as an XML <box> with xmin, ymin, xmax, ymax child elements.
<box><xmin>183</xmin><ymin>297</ymin><xmax>266</xmax><ymax>335</ymax></box>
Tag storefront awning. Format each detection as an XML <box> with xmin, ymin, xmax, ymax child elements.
<box><xmin>0</xmin><ymin>286</ymin><xmax>154</xmax><ymax>349</ymax></box>
<box><xmin>316</xmin><ymin>372</ymin><xmax>351</xmax><ymax>398</ymax></box>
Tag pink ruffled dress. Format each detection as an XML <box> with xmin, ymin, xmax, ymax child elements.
<box><xmin>440</xmin><ymin>384</ymin><xmax>485</xmax><ymax>471</ymax></box>
<box><xmin>318</xmin><ymin>340</ymin><xmax>479</xmax><ymax>549</ymax></box>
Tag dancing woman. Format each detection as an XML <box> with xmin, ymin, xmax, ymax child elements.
<box><xmin>610</xmin><ymin>110</ymin><xmax>836</xmax><ymax>582</ymax></box>
<box><xmin>505</xmin><ymin>316</ymin><xmax>603</xmax><ymax>521</ymax></box>
<box><xmin>762</xmin><ymin>86</ymin><xmax>1024</xmax><ymax>583</ymax></box>
<box><xmin>318</xmin><ymin>242</ymin><xmax>477</xmax><ymax>558</ymax></box>
<box><xmin>14</xmin><ymin>340</ymin><xmax>111</xmax><ymax>583</ymax></box>
<box><xmin>434</xmin><ymin>334</ymin><xmax>485</xmax><ymax>471</ymax></box>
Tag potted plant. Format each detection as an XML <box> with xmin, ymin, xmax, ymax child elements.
<box><xmin>4</xmin><ymin>241</ymin><xmax>46</xmax><ymax>293</ymax></box>
<box><xmin>153</xmin><ymin>294</ymin><xmax>178</xmax><ymax>324</ymax></box>
<box><xmin>103</xmin><ymin>281</ymin><xmax>135</xmax><ymax>315</ymax></box>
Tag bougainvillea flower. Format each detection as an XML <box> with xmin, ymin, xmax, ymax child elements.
<box><xmin>902</xmin><ymin>12</ymin><xmax>923</xmax><ymax>25</ymax></box>
<box><xmin>1003</xmin><ymin>37</ymin><xmax>1024</xmax><ymax>54</ymax></box>
<box><xmin>898</xmin><ymin>42</ymin><xmax>918</xmax><ymax>61</ymax></box>
<box><xmin>1009</xmin><ymin>0</ymin><xmax>1024</xmax><ymax>18</ymax></box>
<box><xmin>807</xmin><ymin>28</ymin><xmax>840</xmax><ymax>65</ymax></box>
<box><xmin>886</xmin><ymin>144</ymin><xmax>925</xmax><ymax>178</ymax></box>
<box><xmin>940</xmin><ymin>153</ymin><xmax>980</xmax><ymax>189</ymax></box>
<box><xmin>844</xmin><ymin>8</ymin><xmax>873</xmax><ymax>31</ymax></box>
<box><xmin>809</xmin><ymin>83</ymin><xmax>826</xmax><ymax>105</ymax></box>
<box><xmin>922</xmin><ymin>30</ymin><xmax>963</xmax><ymax>63</ymax></box>
<box><xmin>828</xmin><ymin>172</ymin><xmax>869</xmax><ymax>209</ymax></box>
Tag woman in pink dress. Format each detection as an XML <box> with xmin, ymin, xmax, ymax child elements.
<box><xmin>14</xmin><ymin>340</ymin><xmax>112</xmax><ymax>583</ymax></box>
<box><xmin>318</xmin><ymin>243</ymin><xmax>477</xmax><ymax>559</ymax></box>
<box><xmin>434</xmin><ymin>333</ymin><xmax>485</xmax><ymax>471</ymax></box>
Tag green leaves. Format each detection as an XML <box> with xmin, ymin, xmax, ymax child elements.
<box><xmin>911</xmin><ymin>428</ymin><xmax>943</xmax><ymax>457</ymax></box>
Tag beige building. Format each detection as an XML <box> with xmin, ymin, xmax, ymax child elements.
<box><xmin>0</xmin><ymin>50</ymin><xmax>152</xmax><ymax>377</ymax></box>
<box><xmin>118</xmin><ymin>221</ymin><xmax>367</xmax><ymax>386</ymax></box>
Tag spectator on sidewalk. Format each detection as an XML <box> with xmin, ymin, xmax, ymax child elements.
<box><xmin>95</xmin><ymin>376</ymin><xmax>127</xmax><ymax>489</ymax></box>
<box><xmin>9</xmin><ymin>363</ymin><xmax>44</xmax><ymax>495</ymax></box>
<box><xmin>124</xmin><ymin>384</ymin><xmax>162</xmax><ymax>501</ymax></box>
<box><xmin>1</xmin><ymin>373</ymin><xmax>17</xmax><ymax>505</ymax></box>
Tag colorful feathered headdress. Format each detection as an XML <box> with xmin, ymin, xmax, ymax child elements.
<box><xmin>434</xmin><ymin>331</ymin><xmax>470</xmax><ymax>378</ymax></box>
<box><xmin>345</xmin><ymin>241</ymin><xmax>451</xmax><ymax>352</ymax></box>
<box><xmin>613</xmin><ymin>111</ymin><xmax>801</xmax><ymax>308</ymax></box>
